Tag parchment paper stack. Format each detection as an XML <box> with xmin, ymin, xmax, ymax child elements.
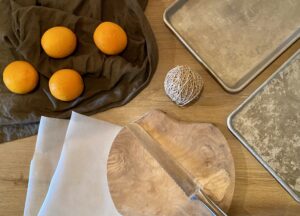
<box><xmin>24</xmin><ymin>112</ymin><xmax>122</xmax><ymax>216</ymax></box>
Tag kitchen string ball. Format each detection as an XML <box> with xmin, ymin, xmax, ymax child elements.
<box><xmin>164</xmin><ymin>65</ymin><xmax>204</xmax><ymax>106</ymax></box>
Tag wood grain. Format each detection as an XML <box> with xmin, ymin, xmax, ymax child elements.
<box><xmin>107</xmin><ymin>110</ymin><xmax>235</xmax><ymax>215</ymax></box>
<box><xmin>0</xmin><ymin>0</ymin><xmax>300</xmax><ymax>215</ymax></box>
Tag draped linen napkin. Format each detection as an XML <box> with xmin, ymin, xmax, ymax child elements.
<box><xmin>24</xmin><ymin>112</ymin><xmax>122</xmax><ymax>216</ymax></box>
<box><xmin>0</xmin><ymin>0</ymin><xmax>158</xmax><ymax>143</ymax></box>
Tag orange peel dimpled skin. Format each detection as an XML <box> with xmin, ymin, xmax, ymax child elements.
<box><xmin>3</xmin><ymin>61</ymin><xmax>39</xmax><ymax>94</ymax></box>
<box><xmin>93</xmin><ymin>22</ymin><xmax>128</xmax><ymax>55</ymax></box>
<box><xmin>41</xmin><ymin>26</ymin><xmax>77</xmax><ymax>58</ymax></box>
<box><xmin>49</xmin><ymin>69</ymin><xmax>84</xmax><ymax>102</ymax></box>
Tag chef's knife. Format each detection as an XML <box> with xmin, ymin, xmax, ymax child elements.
<box><xmin>126</xmin><ymin>123</ymin><xmax>227</xmax><ymax>216</ymax></box>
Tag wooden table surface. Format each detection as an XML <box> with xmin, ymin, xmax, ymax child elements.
<box><xmin>0</xmin><ymin>0</ymin><xmax>299</xmax><ymax>215</ymax></box>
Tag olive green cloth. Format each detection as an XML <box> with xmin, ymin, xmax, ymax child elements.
<box><xmin>0</xmin><ymin>0</ymin><xmax>158</xmax><ymax>143</ymax></box>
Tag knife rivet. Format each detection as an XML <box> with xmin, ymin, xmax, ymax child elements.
<box><xmin>190</xmin><ymin>194</ymin><xmax>198</xmax><ymax>200</ymax></box>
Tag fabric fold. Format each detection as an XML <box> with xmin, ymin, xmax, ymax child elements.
<box><xmin>0</xmin><ymin>0</ymin><xmax>158</xmax><ymax>143</ymax></box>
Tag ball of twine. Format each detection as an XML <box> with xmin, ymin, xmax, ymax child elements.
<box><xmin>164</xmin><ymin>65</ymin><xmax>204</xmax><ymax>106</ymax></box>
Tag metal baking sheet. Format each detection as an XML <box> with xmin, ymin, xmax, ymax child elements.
<box><xmin>227</xmin><ymin>49</ymin><xmax>300</xmax><ymax>202</ymax></box>
<box><xmin>164</xmin><ymin>0</ymin><xmax>300</xmax><ymax>92</ymax></box>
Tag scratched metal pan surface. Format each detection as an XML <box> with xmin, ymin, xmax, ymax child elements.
<box><xmin>227</xmin><ymin>49</ymin><xmax>300</xmax><ymax>202</ymax></box>
<box><xmin>163</xmin><ymin>0</ymin><xmax>300</xmax><ymax>92</ymax></box>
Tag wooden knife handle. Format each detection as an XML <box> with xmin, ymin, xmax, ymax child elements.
<box><xmin>192</xmin><ymin>188</ymin><xmax>228</xmax><ymax>216</ymax></box>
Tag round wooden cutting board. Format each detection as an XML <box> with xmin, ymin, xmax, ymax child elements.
<box><xmin>107</xmin><ymin>110</ymin><xmax>235</xmax><ymax>215</ymax></box>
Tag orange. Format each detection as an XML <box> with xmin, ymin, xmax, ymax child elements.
<box><xmin>3</xmin><ymin>61</ymin><xmax>39</xmax><ymax>94</ymax></box>
<box><xmin>93</xmin><ymin>22</ymin><xmax>127</xmax><ymax>55</ymax></box>
<box><xmin>49</xmin><ymin>69</ymin><xmax>84</xmax><ymax>101</ymax></box>
<box><xmin>41</xmin><ymin>26</ymin><xmax>77</xmax><ymax>58</ymax></box>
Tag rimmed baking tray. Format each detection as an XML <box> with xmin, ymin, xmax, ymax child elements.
<box><xmin>227</xmin><ymin>49</ymin><xmax>300</xmax><ymax>202</ymax></box>
<box><xmin>164</xmin><ymin>0</ymin><xmax>300</xmax><ymax>92</ymax></box>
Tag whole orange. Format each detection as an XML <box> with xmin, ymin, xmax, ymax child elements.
<box><xmin>93</xmin><ymin>22</ymin><xmax>127</xmax><ymax>55</ymax></box>
<box><xmin>41</xmin><ymin>26</ymin><xmax>77</xmax><ymax>58</ymax></box>
<box><xmin>49</xmin><ymin>69</ymin><xmax>84</xmax><ymax>101</ymax></box>
<box><xmin>3</xmin><ymin>61</ymin><xmax>39</xmax><ymax>94</ymax></box>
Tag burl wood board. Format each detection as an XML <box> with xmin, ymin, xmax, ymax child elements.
<box><xmin>107</xmin><ymin>110</ymin><xmax>235</xmax><ymax>215</ymax></box>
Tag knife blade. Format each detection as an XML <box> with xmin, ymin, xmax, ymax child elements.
<box><xmin>126</xmin><ymin>123</ymin><xmax>227</xmax><ymax>216</ymax></box>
